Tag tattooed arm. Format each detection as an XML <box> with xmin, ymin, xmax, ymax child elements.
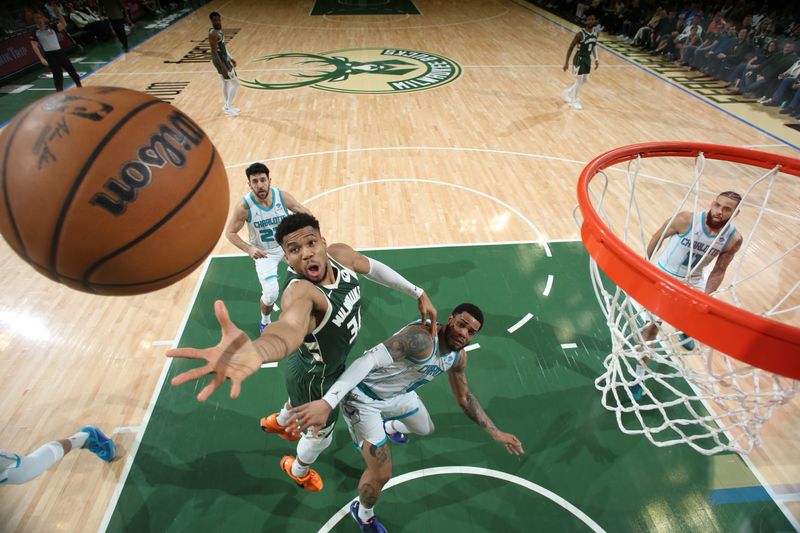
<box><xmin>447</xmin><ymin>353</ymin><xmax>524</xmax><ymax>455</ymax></box>
<box><xmin>287</xmin><ymin>324</ymin><xmax>434</xmax><ymax>435</ymax></box>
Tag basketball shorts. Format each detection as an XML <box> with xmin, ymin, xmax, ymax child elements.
<box><xmin>254</xmin><ymin>252</ymin><xmax>284</xmax><ymax>298</ymax></box>
<box><xmin>212</xmin><ymin>58</ymin><xmax>235</xmax><ymax>79</ymax></box>
<box><xmin>283</xmin><ymin>353</ymin><xmax>342</xmax><ymax>439</ymax></box>
<box><xmin>572</xmin><ymin>56</ymin><xmax>591</xmax><ymax>76</ymax></box>
<box><xmin>341</xmin><ymin>387</ymin><xmax>422</xmax><ymax>448</ymax></box>
<box><xmin>642</xmin><ymin>266</ymin><xmax>706</xmax><ymax>324</ymax></box>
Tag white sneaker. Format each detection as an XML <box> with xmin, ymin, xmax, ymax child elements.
<box><xmin>224</xmin><ymin>107</ymin><xmax>240</xmax><ymax>116</ymax></box>
<box><xmin>228</xmin><ymin>106</ymin><xmax>240</xmax><ymax>113</ymax></box>
<box><xmin>571</xmin><ymin>101</ymin><xmax>583</xmax><ymax>110</ymax></box>
<box><xmin>563</xmin><ymin>88</ymin><xmax>572</xmax><ymax>103</ymax></box>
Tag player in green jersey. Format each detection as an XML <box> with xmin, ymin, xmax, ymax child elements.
<box><xmin>168</xmin><ymin>213</ymin><xmax>437</xmax><ymax>492</ymax></box>
<box><xmin>563</xmin><ymin>14</ymin><xmax>600</xmax><ymax>110</ymax></box>
<box><xmin>209</xmin><ymin>11</ymin><xmax>240</xmax><ymax>116</ymax></box>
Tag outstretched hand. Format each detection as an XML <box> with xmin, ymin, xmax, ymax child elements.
<box><xmin>167</xmin><ymin>300</ymin><xmax>261</xmax><ymax>401</ymax></box>
<box><xmin>493</xmin><ymin>431</ymin><xmax>525</xmax><ymax>456</ymax></box>
<box><xmin>417</xmin><ymin>292</ymin><xmax>437</xmax><ymax>337</ymax></box>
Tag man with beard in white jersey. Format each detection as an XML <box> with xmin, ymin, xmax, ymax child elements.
<box><xmin>286</xmin><ymin>304</ymin><xmax>524</xmax><ymax>532</ymax></box>
<box><xmin>629</xmin><ymin>191</ymin><xmax>744</xmax><ymax>401</ymax></box>
<box><xmin>225</xmin><ymin>162</ymin><xmax>311</xmax><ymax>333</ymax></box>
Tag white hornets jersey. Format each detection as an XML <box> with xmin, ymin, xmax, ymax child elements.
<box><xmin>656</xmin><ymin>211</ymin><xmax>737</xmax><ymax>286</ymax></box>
<box><xmin>357</xmin><ymin>321</ymin><xmax>460</xmax><ymax>400</ymax></box>
<box><xmin>244</xmin><ymin>188</ymin><xmax>290</xmax><ymax>252</ymax></box>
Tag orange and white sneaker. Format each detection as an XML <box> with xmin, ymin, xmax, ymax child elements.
<box><xmin>280</xmin><ymin>455</ymin><xmax>323</xmax><ymax>492</ymax></box>
<box><xmin>260</xmin><ymin>413</ymin><xmax>300</xmax><ymax>442</ymax></box>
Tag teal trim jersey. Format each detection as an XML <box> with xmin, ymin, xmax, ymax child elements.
<box><xmin>359</xmin><ymin>321</ymin><xmax>459</xmax><ymax>399</ymax></box>
<box><xmin>656</xmin><ymin>211</ymin><xmax>736</xmax><ymax>283</ymax></box>
<box><xmin>244</xmin><ymin>188</ymin><xmax>289</xmax><ymax>252</ymax></box>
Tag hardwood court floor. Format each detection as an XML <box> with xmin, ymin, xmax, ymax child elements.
<box><xmin>0</xmin><ymin>1</ymin><xmax>797</xmax><ymax>531</ymax></box>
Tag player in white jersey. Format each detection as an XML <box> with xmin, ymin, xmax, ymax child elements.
<box><xmin>225</xmin><ymin>162</ymin><xmax>311</xmax><ymax>333</ymax></box>
<box><xmin>1</xmin><ymin>426</ymin><xmax>114</xmax><ymax>486</ymax></box>
<box><xmin>629</xmin><ymin>191</ymin><xmax>744</xmax><ymax>401</ymax></box>
<box><xmin>287</xmin><ymin>304</ymin><xmax>524</xmax><ymax>532</ymax></box>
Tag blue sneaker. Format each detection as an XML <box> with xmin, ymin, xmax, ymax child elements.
<box><xmin>386</xmin><ymin>431</ymin><xmax>408</xmax><ymax>445</ymax></box>
<box><xmin>79</xmin><ymin>425</ymin><xmax>115</xmax><ymax>462</ymax></box>
<box><xmin>349</xmin><ymin>501</ymin><xmax>388</xmax><ymax>533</ymax></box>
<box><xmin>383</xmin><ymin>420</ymin><xmax>408</xmax><ymax>445</ymax></box>
<box><xmin>677</xmin><ymin>332</ymin><xmax>696</xmax><ymax>350</ymax></box>
<box><xmin>259</xmin><ymin>322</ymin><xmax>267</xmax><ymax>333</ymax></box>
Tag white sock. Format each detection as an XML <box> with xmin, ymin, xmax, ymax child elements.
<box><xmin>261</xmin><ymin>314</ymin><xmax>271</xmax><ymax>325</ymax></box>
<box><xmin>566</xmin><ymin>82</ymin><xmax>577</xmax><ymax>100</ymax></box>
<box><xmin>276</xmin><ymin>405</ymin><xmax>291</xmax><ymax>426</ymax></box>
<box><xmin>291</xmin><ymin>458</ymin><xmax>309</xmax><ymax>478</ymax></box>
<box><xmin>69</xmin><ymin>431</ymin><xmax>89</xmax><ymax>449</ymax></box>
<box><xmin>635</xmin><ymin>363</ymin><xmax>646</xmax><ymax>378</ymax></box>
<box><xmin>228</xmin><ymin>78</ymin><xmax>239</xmax><ymax>106</ymax></box>
<box><xmin>221</xmin><ymin>79</ymin><xmax>229</xmax><ymax>108</ymax></box>
<box><xmin>4</xmin><ymin>442</ymin><xmax>64</xmax><ymax>484</ymax></box>
<box><xmin>384</xmin><ymin>420</ymin><xmax>409</xmax><ymax>434</ymax></box>
<box><xmin>357</xmin><ymin>499</ymin><xmax>375</xmax><ymax>522</ymax></box>
<box><xmin>224</xmin><ymin>78</ymin><xmax>239</xmax><ymax>108</ymax></box>
<box><xmin>572</xmin><ymin>78</ymin><xmax>584</xmax><ymax>101</ymax></box>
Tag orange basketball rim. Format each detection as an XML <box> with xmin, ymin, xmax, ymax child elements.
<box><xmin>577</xmin><ymin>142</ymin><xmax>800</xmax><ymax>379</ymax></box>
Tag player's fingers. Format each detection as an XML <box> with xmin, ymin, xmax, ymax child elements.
<box><xmin>166</xmin><ymin>347</ymin><xmax>204</xmax><ymax>360</ymax></box>
<box><xmin>214</xmin><ymin>300</ymin><xmax>233</xmax><ymax>329</ymax></box>
<box><xmin>170</xmin><ymin>364</ymin><xmax>211</xmax><ymax>386</ymax></box>
<box><xmin>197</xmin><ymin>374</ymin><xmax>224</xmax><ymax>402</ymax></box>
<box><xmin>230</xmin><ymin>379</ymin><xmax>241</xmax><ymax>400</ymax></box>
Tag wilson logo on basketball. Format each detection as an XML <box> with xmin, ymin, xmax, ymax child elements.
<box><xmin>89</xmin><ymin>111</ymin><xmax>205</xmax><ymax>216</ymax></box>
<box><xmin>239</xmin><ymin>48</ymin><xmax>461</xmax><ymax>94</ymax></box>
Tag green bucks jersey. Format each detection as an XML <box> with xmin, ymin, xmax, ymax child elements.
<box><xmin>209</xmin><ymin>28</ymin><xmax>232</xmax><ymax>70</ymax></box>
<box><xmin>575</xmin><ymin>28</ymin><xmax>597</xmax><ymax>63</ymax></box>
<box><xmin>284</xmin><ymin>255</ymin><xmax>362</xmax><ymax>378</ymax></box>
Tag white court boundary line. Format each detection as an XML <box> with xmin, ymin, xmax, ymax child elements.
<box><xmin>317</xmin><ymin>466</ymin><xmax>606</xmax><ymax>533</ymax></box>
<box><xmin>97</xmin><ymin>256</ymin><xmax>213</xmax><ymax>533</ymax></box>
<box><xmin>208</xmin><ymin>239</ymin><xmax>581</xmax><ymax>258</ymax></box>
<box><xmin>507</xmin><ymin>313</ymin><xmax>534</xmax><ymax>333</ymax></box>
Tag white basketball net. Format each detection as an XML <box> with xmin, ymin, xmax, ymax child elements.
<box><xmin>584</xmin><ymin>151</ymin><xmax>799</xmax><ymax>455</ymax></box>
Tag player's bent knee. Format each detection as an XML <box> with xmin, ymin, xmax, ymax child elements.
<box><xmin>260</xmin><ymin>279</ymin><xmax>279</xmax><ymax>307</ymax></box>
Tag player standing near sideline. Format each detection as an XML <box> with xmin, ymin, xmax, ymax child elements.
<box><xmin>209</xmin><ymin>11</ymin><xmax>240</xmax><ymax>116</ymax></box>
<box><xmin>563</xmin><ymin>14</ymin><xmax>600</xmax><ymax>110</ymax></box>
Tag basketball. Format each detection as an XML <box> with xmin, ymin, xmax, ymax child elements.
<box><xmin>0</xmin><ymin>86</ymin><xmax>229</xmax><ymax>295</ymax></box>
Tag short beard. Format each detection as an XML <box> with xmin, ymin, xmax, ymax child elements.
<box><xmin>706</xmin><ymin>211</ymin><xmax>727</xmax><ymax>230</ymax></box>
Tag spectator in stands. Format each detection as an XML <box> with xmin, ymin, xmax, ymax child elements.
<box><xmin>760</xmin><ymin>56</ymin><xmax>800</xmax><ymax>106</ymax></box>
<box><xmin>65</xmin><ymin>1</ymin><xmax>111</xmax><ymax>42</ymax></box>
<box><xmin>706</xmin><ymin>12</ymin><xmax>727</xmax><ymax>35</ymax></box>
<box><xmin>750</xmin><ymin>18</ymin><xmax>774</xmax><ymax>52</ymax></box>
<box><xmin>729</xmin><ymin>38</ymin><xmax>777</xmax><ymax>90</ymax></box>
<box><xmin>680</xmin><ymin>20</ymin><xmax>721</xmax><ymax>66</ymax></box>
<box><xmin>651</xmin><ymin>13</ymin><xmax>685</xmax><ymax>58</ymax></box>
<box><xmin>633</xmin><ymin>7</ymin><xmax>666</xmax><ymax>48</ymax></box>
<box><xmin>778</xmin><ymin>79</ymin><xmax>800</xmax><ymax>118</ymax></box>
<box><xmin>694</xmin><ymin>24</ymin><xmax>738</xmax><ymax>71</ymax></box>
<box><xmin>741</xmin><ymin>40</ymin><xmax>797</xmax><ymax>97</ymax></box>
<box><xmin>707</xmin><ymin>27</ymin><xmax>752</xmax><ymax>79</ymax></box>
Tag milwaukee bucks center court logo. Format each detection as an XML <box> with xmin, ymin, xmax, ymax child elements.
<box><xmin>239</xmin><ymin>48</ymin><xmax>461</xmax><ymax>94</ymax></box>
